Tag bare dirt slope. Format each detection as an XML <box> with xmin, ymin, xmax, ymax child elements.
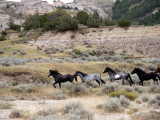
<box><xmin>33</xmin><ymin>26</ymin><xmax>160</xmax><ymax>57</ymax></box>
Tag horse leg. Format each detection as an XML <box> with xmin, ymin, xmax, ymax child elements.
<box><xmin>96</xmin><ymin>80</ymin><xmax>100</xmax><ymax>86</ymax></box>
<box><xmin>59</xmin><ymin>82</ymin><xmax>61</xmax><ymax>89</ymax></box>
<box><xmin>126</xmin><ymin>79</ymin><xmax>132</xmax><ymax>86</ymax></box>
<box><xmin>122</xmin><ymin>78</ymin><xmax>125</xmax><ymax>85</ymax></box>
<box><xmin>53</xmin><ymin>82</ymin><xmax>57</xmax><ymax>88</ymax></box>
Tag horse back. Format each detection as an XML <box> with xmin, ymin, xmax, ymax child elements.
<box><xmin>141</xmin><ymin>72</ymin><xmax>157</xmax><ymax>79</ymax></box>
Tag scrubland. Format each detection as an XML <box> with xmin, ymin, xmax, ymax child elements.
<box><xmin>0</xmin><ymin>30</ymin><xmax>160</xmax><ymax>120</ymax></box>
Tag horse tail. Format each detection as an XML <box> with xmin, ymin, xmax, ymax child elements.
<box><xmin>100</xmin><ymin>79</ymin><xmax>105</xmax><ymax>84</ymax></box>
<box><xmin>128</xmin><ymin>73</ymin><xmax>134</xmax><ymax>84</ymax></box>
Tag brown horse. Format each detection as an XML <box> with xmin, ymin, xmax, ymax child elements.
<box><xmin>154</xmin><ymin>67</ymin><xmax>160</xmax><ymax>74</ymax></box>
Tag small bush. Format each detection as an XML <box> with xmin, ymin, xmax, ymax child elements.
<box><xmin>9</xmin><ymin>109</ymin><xmax>21</xmax><ymax>118</ymax></box>
<box><xmin>109</xmin><ymin>91</ymin><xmax>137</xmax><ymax>101</ymax></box>
<box><xmin>134</xmin><ymin>86</ymin><xmax>143</xmax><ymax>94</ymax></box>
<box><xmin>135</xmin><ymin>98</ymin><xmax>142</xmax><ymax>104</ymax></box>
<box><xmin>101</xmin><ymin>83</ymin><xmax>119</xmax><ymax>94</ymax></box>
<box><xmin>37</xmin><ymin>107</ymin><xmax>57</xmax><ymax>116</ymax></box>
<box><xmin>18</xmin><ymin>32</ymin><xmax>26</xmax><ymax>38</ymax></box>
<box><xmin>110</xmin><ymin>55</ymin><xmax>123</xmax><ymax>61</ymax></box>
<box><xmin>63</xmin><ymin>101</ymin><xmax>93</xmax><ymax>120</ymax></box>
<box><xmin>1</xmin><ymin>31</ymin><xmax>7</xmax><ymax>36</ymax></box>
<box><xmin>0</xmin><ymin>35</ymin><xmax>6</xmax><ymax>41</ymax></box>
<box><xmin>50</xmin><ymin>91</ymin><xmax>66</xmax><ymax>100</ymax></box>
<box><xmin>148</xmin><ymin>85</ymin><xmax>160</xmax><ymax>93</ymax></box>
<box><xmin>68</xmin><ymin>84</ymin><xmax>87</xmax><ymax>97</ymax></box>
<box><xmin>12</xmin><ymin>84</ymin><xmax>36</xmax><ymax>93</ymax></box>
<box><xmin>141</xmin><ymin>93</ymin><xmax>150</xmax><ymax>102</ymax></box>
<box><xmin>149</xmin><ymin>94</ymin><xmax>160</xmax><ymax>108</ymax></box>
<box><xmin>120</xmin><ymin>95</ymin><xmax>130</xmax><ymax>108</ymax></box>
<box><xmin>118</xmin><ymin>19</ymin><xmax>131</xmax><ymax>28</ymax></box>
<box><xmin>4</xmin><ymin>96</ymin><xmax>17</xmax><ymax>101</ymax></box>
<box><xmin>102</xmin><ymin>97</ymin><xmax>123</xmax><ymax>113</ymax></box>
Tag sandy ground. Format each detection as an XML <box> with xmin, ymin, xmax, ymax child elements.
<box><xmin>0</xmin><ymin>96</ymin><xmax>160</xmax><ymax>120</ymax></box>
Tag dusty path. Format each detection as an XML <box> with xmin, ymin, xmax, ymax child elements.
<box><xmin>0</xmin><ymin>96</ymin><xmax>160</xmax><ymax>120</ymax></box>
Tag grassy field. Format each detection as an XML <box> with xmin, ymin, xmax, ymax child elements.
<box><xmin>0</xmin><ymin>31</ymin><xmax>160</xmax><ymax>120</ymax></box>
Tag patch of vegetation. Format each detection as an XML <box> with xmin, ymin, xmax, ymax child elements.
<box><xmin>12</xmin><ymin>84</ymin><xmax>37</xmax><ymax>93</ymax></box>
<box><xmin>9</xmin><ymin>109</ymin><xmax>22</xmax><ymax>118</ymax></box>
<box><xmin>131</xmin><ymin>112</ymin><xmax>160</xmax><ymax>120</ymax></box>
<box><xmin>50</xmin><ymin>91</ymin><xmax>66</xmax><ymax>100</ymax></box>
<box><xmin>0</xmin><ymin>56</ymin><xmax>28</xmax><ymax>66</ymax></box>
<box><xmin>101</xmin><ymin>83</ymin><xmax>119</xmax><ymax>94</ymax></box>
<box><xmin>63</xmin><ymin>101</ymin><xmax>93</xmax><ymax>120</ymax></box>
<box><xmin>109</xmin><ymin>91</ymin><xmax>137</xmax><ymax>100</ymax></box>
<box><xmin>23</xmin><ymin>9</ymin><xmax>78</xmax><ymax>31</ymax></box>
<box><xmin>102</xmin><ymin>97</ymin><xmax>123</xmax><ymax>113</ymax></box>
<box><xmin>112</xmin><ymin>0</ymin><xmax>160</xmax><ymax>25</ymax></box>
<box><xmin>118</xmin><ymin>19</ymin><xmax>131</xmax><ymax>28</ymax></box>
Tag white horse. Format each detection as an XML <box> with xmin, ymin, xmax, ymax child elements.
<box><xmin>74</xmin><ymin>71</ymin><xmax>105</xmax><ymax>85</ymax></box>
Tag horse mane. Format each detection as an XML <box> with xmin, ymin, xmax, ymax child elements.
<box><xmin>107</xmin><ymin>67</ymin><xmax>116</xmax><ymax>73</ymax></box>
<box><xmin>51</xmin><ymin>70</ymin><xmax>62</xmax><ymax>75</ymax></box>
<box><xmin>76</xmin><ymin>71</ymin><xmax>87</xmax><ymax>76</ymax></box>
<box><xmin>135</xmin><ymin>68</ymin><xmax>146</xmax><ymax>74</ymax></box>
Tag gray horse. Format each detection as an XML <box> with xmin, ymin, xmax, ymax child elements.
<box><xmin>74</xmin><ymin>71</ymin><xmax>105</xmax><ymax>85</ymax></box>
<box><xmin>103</xmin><ymin>67</ymin><xmax>134</xmax><ymax>86</ymax></box>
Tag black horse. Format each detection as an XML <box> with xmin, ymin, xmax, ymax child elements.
<box><xmin>48</xmin><ymin>70</ymin><xmax>78</xmax><ymax>88</ymax></box>
<box><xmin>131</xmin><ymin>68</ymin><xmax>160</xmax><ymax>85</ymax></box>
<box><xmin>103</xmin><ymin>67</ymin><xmax>134</xmax><ymax>86</ymax></box>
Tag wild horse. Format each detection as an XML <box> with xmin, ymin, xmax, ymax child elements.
<box><xmin>48</xmin><ymin>70</ymin><xmax>77</xmax><ymax>88</ymax></box>
<box><xmin>131</xmin><ymin>68</ymin><xmax>160</xmax><ymax>85</ymax></box>
<box><xmin>74</xmin><ymin>71</ymin><xmax>105</xmax><ymax>86</ymax></box>
<box><xmin>103</xmin><ymin>67</ymin><xmax>134</xmax><ymax>86</ymax></box>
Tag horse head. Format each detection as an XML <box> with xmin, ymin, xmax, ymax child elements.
<box><xmin>103</xmin><ymin>67</ymin><xmax>116</xmax><ymax>73</ymax></box>
<box><xmin>103</xmin><ymin>67</ymin><xmax>109</xmax><ymax>73</ymax></box>
<box><xmin>48</xmin><ymin>70</ymin><xmax>61</xmax><ymax>77</ymax></box>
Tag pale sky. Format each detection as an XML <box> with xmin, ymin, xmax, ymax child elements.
<box><xmin>7</xmin><ymin>0</ymin><xmax>74</xmax><ymax>4</ymax></box>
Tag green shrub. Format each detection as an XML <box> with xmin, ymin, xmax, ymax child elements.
<box><xmin>76</xmin><ymin>11</ymin><xmax>89</xmax><ymax>25</ymax></box>
<box><xmin>8</xmin><ymin>21</ymin><xmax>21</xmax><ymax>31</ymax></box>
<box><xmin>18</xmin><ymin>32</ymin><xmax>26</xmax><ymax>38</ymax></box>
<box><xmin>1</xmin><ymin>31</ymin><xmax>7</xmax><ymax>36</ymax></box>
<box><xmin>0</xmin><ymin>36</ymin><xmax>6</xmax><ymax>41</ymax></box>
<box><xmin>103</xmin><ymin>18</ymin><xmax>115</xmax><ymax>26</ymax></box>
<box><xmin>118</xmin><ymin>19</ymin><xmax>131</xmax><ymax>28</ymax></box>
<box><xmin>109</xmin><ymin>91</ymin><xmax>137</xmax><ymax>101</ymax></box>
